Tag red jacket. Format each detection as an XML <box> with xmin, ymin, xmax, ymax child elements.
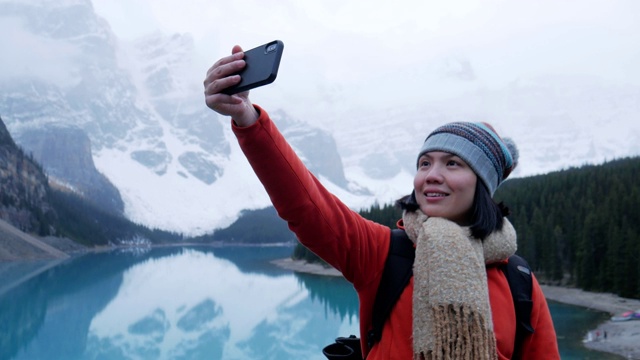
<box><xmin>233</xmin><ymin>106</ymin><xmax>560</xmax><ymax>359</ymax></box>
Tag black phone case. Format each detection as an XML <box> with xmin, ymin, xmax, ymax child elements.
<box><xmin>223</xmin><ymin>40</ymin><xmax>284</xmax><ymax>95</ymax></box>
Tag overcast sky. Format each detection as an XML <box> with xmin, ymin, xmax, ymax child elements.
<box><xmin>89</xmin><ymin>0</ymin><xmax>640</xmax><ymax>125</ymax></box>
<box><xmin>91</xmin><ymin>0</ymin><xmax>640</xmax><ymax>80</ymax></box>
<box><xmin>2</xmin><ymin>0</ymin><xmax>638</xmax><ymax>123</ymax></box>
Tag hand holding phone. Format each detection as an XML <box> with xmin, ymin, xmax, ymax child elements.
<box><xmin>222</xmin><ymin>40</ymin><xmax>284</xmax><ymax>95</ymax></box>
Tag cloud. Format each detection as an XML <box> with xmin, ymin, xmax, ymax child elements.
<box><xmin>91</xmin><ymin>1</ymin><xmax>640</xmax><ymax>79</ymax></box>
<box><xmin>88</xmin><ymin>0</ymin><xmax>640</xmax><ymax>124</ymax></box>
<box><xmin>0</xmin><ymin>17</ymin><xmax>81</xmax><ymax>86</ymax></box>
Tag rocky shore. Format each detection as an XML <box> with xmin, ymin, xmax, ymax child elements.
<box><xmin>540</xmin><ymin>285</ymin><xmax>640</xmax><ymax>359</ymax></box>
<box><xmin>0</xmin><ymin>218</ymin><xmax>87</xmax><ymax>261</ymax></box>
<box><xmin>273</xmin><ymin>258</ymin><xmax>640</xmax><ymax>360</ymax></box>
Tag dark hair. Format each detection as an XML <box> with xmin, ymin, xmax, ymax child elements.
<box><xmin>395</xmin><ymin>182</ymin><xmax>510</xmax><ymax>240</ymax></box>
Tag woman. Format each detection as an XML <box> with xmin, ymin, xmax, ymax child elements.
<box><xmin>204</xmin><ymin>45</ymin><xmax>560</xmax><ymax>360</ymax></box>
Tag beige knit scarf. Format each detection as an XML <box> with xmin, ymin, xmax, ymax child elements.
<box><xmin>403</xmin><ymin>210</ymin><xmax>517</xmax><ymax>360</ymax></box>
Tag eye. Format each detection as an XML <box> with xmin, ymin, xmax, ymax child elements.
<box><xmin>419</xmin><ymin>159</ymin><xmax>431</xmax><ymax>168</ymax></box>
<box><xmin>447</xmin><ymin>156</ymin><xmax>468</xmax><ymax>167</ymax></box>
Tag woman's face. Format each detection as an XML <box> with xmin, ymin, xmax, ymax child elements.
<box><xmin>413</xmin><ymin>151</ymin><xmax>477</xmax><ymax>224</ymax></box>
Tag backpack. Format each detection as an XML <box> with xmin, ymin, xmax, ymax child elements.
<box><xmin>323</xmin><ymin>229</ymin><xmax>535</xmax><ymax>360</ymax></box>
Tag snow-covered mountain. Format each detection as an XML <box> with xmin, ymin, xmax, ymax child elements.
<box><xmin>1</xmin><ymin>0</ymin><xmax>639</xmax><ymax>236</ymax></box>
<box><xmin>0</xmin><ymin>0</ymin><xmax>358</xmax><ymax>236</ymax></box>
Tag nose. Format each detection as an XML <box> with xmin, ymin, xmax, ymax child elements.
<box><xmin>424</xmin><ymin>163</ymin><xmax>444</xmax><ymax>183</ymax></box>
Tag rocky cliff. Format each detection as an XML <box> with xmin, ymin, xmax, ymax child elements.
<box><xmin>0</xmin><ymin>116</ymin><xmax>54</xmax><ymax>234</ymax></box>
<box><xmin>16</xmin><ymin>126</ymin><xmax>124</xmax><ymax>217</ymax></box>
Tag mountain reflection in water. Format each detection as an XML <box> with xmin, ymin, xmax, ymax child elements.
<box><xmin>0</xmin><ymin>246</ymin><xmax>622</xmax><ymax>360</ymax></box>
<box><xmin>0</xmin><ymin>246</ymin><xmax>358</xmax><ymax>360</ymax></box>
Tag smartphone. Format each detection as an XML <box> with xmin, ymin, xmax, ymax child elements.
<box><xmin>223</xmin><ymin>40</ymin><xmax>284</xmax><ymax>95</ymax></box>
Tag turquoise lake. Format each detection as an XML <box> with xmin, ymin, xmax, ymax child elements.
<box><xmin>0</xmin><ymin>246</ymin><xmax>622</xmax><ymax>359</ymax></box>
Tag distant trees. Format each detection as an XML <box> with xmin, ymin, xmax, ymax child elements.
<box><xmin>292</xmin><ymin>156</ymin><xmax>640</xmax><ymax>299</ymax></box>
<box><xmin>49</xmin><ymin>188</ymin><xmax>183</xmax><ymax>245</ymax></box>
<box><xmin>191</xmin><ymin>207</ymin><xmax>297</xmax><ymax>244</ymax></box>
<box><xmin>496</xmin><ymin>156</ymin><xmax>640</xmax><ymax>298</ymax></box>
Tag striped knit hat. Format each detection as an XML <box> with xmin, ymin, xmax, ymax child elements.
<box><xmin>417</xmin><ymin>122</ymin><xmax>519</xmax><ymax>196</ymax></box>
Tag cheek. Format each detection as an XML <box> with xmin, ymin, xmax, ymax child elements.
<box><xmin>460</xmin><ymin>177</ymin><xmax>477</xmax><ymax>204</ymax></box>
<box><xmin>450</xmin><ymin>172</ymin><xmax>477</xmax><ymax>201</ymax></box>
<box><xmin>413</xmin><ymin>171</ymin><xmax>424</xmax><ymax>191</ymax></box>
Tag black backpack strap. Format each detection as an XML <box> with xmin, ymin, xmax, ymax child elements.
<box><xmin>366</xmin><ymin>229</ymin><xmax>415</xmax><ymax>350</ymax></box>
<box><xmin>502</xmin><ymin>254</ymin><xmax>535</xmax><ymax>358</ymax></box>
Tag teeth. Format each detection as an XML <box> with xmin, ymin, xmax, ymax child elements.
<box><xmin>426</xmin><ymin>193</ymin><xmax>446</xmax><ymax>197</ymax></box>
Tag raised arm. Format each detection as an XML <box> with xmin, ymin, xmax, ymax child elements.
<box><xmin>203</xmin><ymin>46</ymin><xmax>390</xmax><ymax>288</ymax></box>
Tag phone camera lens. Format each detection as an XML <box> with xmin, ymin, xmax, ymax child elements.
<box><xmin>266</xmin><ymin>44</ymin><xmax>277</xmax><ymax>53</ymax></box>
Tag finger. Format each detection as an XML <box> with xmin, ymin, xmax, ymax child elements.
<box><xmin>204</xmin><ymin>74</ymin><xmax>242</xmax><ymax>96</ymax></box>
<box><xmin>204</xmin><ymin>92</ymin><xmax>241</xmax><ymax>107</ymax></box>
<box><xmin>232</xmin><ymin>45</ymin><xmax>244</xmax><ymax>54</ymax></box>
<box><xmin>206</xmin><ymin>51</ymin><xmax>244</xmax><ymax>78</ymax></box>
<box><xmin>204</xmin><ymin>93</ymin><xmax>243</xmax><ymax>114</ymax></box>
<box><xmin>203</xmin><ymin>60</ymin><xmax>244</xmax><ymax>91</ymax></box>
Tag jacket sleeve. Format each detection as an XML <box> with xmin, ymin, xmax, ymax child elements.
<box><xmin>231</xmin><ymin>105</ymin><xmax>390</xmax><ymax>289</ymax></box>
<box><xmin>519</xmin><ymin>274</ymin><xmax>560</xmax><ymax>359</ymax></box>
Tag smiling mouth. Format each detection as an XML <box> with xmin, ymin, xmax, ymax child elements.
<box><xmin>425</xmin><ymin>192</ymin><xmax>448</xmax><ymax>197</ymax></box>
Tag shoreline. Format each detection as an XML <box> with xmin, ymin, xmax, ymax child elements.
<box><xmin>540</xmin><ymin>285</ymin><xmax>640</xmax><ymax>359</ymax></box>
<box><xmin>273</xmin><ymin>258</ymin><xmax>640</xmax><ymax>360</ymax></box>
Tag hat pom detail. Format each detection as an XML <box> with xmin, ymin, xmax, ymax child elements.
<box><xmin>503</xmin><ymin>137</ymin><xmax>519</xmax><ymax>172</ymax></box>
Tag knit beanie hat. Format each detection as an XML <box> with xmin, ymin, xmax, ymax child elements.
<box><xmin>417</xmin><ymin>122</ymin><xmax>519</xmax><ymax>196</ymax></box>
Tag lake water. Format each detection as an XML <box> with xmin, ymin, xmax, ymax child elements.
<box><xmin>0</xmin><ymin>246</ymin><xmax>622</xmax><ymax>360</ymax></box>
